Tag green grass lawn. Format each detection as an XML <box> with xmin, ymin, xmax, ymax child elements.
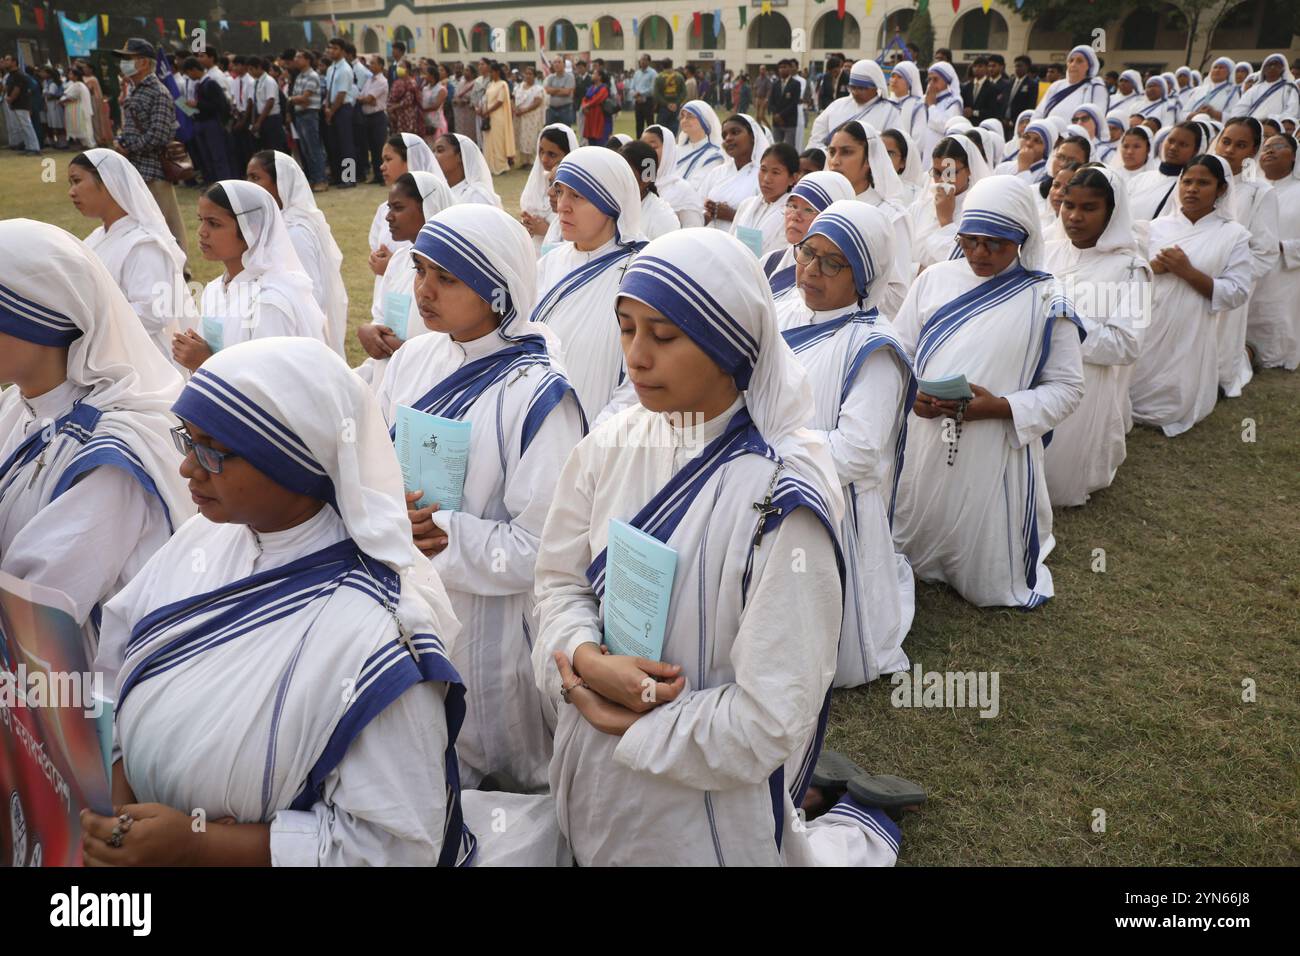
<box><xmin>3</xmin><ymin>134</ymin><xmax>1296</xmax><ymax>866</ymax></box>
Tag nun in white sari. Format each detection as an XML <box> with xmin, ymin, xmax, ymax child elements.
<box><xmin>1033</xmin><ymin>46</ymin><xmax>1110</xmax><ymax>124</ymax></box>
<box><xmin>72</xmin><ymin>150</ymin><xmax>194</xmax><ymax>360</ymax></box>
<box><xmin>356</xmin><ymin>171</ymin><xmax>457</xmax><ymax>392</ymax></box>
<box><xmin>888</xmin><ymin>61</ymin><xmax>927</xmax><ymax>145</ymax></box>
<box><xmin>440</xmin><ymin>133</ymin><xmax>503</xmax><ymax>206</ymax></box>
<box><xmin>1130</xmin><ymin>155</ymin><xmax>1252</xmax><ymax>437</ymax></box>
<box><xmin>1248</xmin><ymin>133</ymin><xmax>1300</xmax><ymax>369</ymax></box>
<box><xmin>644</xmin><ymin>123</ymin><xmax>705</xmax><ymax>229</ymax></box>
<box><xmin>1043</xmin><ymin>166</ymin><xmax>1150</xmax><ymax>507</ymax></box>
<box><xmin>533</xmin><ymin>227</ymin><xmax>904</xmax><ymax>866</ymax></box>
<box><xmin>762</xmin><ymin>169</ymin><xmax>856</xmax><ymax>319</ymax></box>
<box><xmin>374</xmin><ymin>206</ymin><xmax>586</xmax><ymax>792</ymax></box>
<box><xmin>909</xmin><ymin>133</ymin><xmax>992</xmax><ymax>271</ymax></box>
<box><xmin>1240</xmin><ymin>54</ymin><xmax>1300</xmax><ymax>120</ymax></box>
<box><xmin>92</xmin><ymin>338</ymin><xmax>477</xmax><ymax>867</ymax></box>
<box><xmin>1188</xmin><ymin>57</ymin><xmax>1238</xmax><ymax>120</ymax></box>
<box><xmin>700</xmin><ymin>113</ymin><xmax>771</xmax><ymax>232</ymax></box>
<box><xmin>892</xmin><ymin>177</ymin><xmax>1086</xmax><ymax>608</ymax></box>
<box><xmin>1213</xmin><ymin>119</ymin><xmax>1279</xmax><ymax>397</ymax></box>
<box><xmin>806</xmin><ymin>59</ymin><xmax>900</xmax><ymax>149</ymax></box>
<box><xmin>251</xmin><ymin>150</ymin><xmax>349</xmax><ymax>357</ymax></box>
<box><xmin>369</xmin><ymin>133</ymin><xmax>444</xmax><ymax>317</ymax></box>
<box><xmin>0</xmin><ymin>220</ymin><xmax>191</xmax><ymax>662</ymax></box>
<box><xmin>780</xmin><ymin>202</ymin><xmax>916</xmax><ymax>685</ymax></box>
<box><xmin>675</xmin><ymin>100</ymin><xmax>725</xmax><ymax>188</ymax></box>
<box><xmin>920</xmin><ymin>62</ymin><xmax>963</xmax><ymax>164</ymax></box>
<box><xmin>184</xmin><ymin>181</ymin><xmax>327</xmax><ymax>370</ymax></box>
<box><xmin>532</xmin><ymin>146</ymin><xmax>647</xmax><ymax>420</ymax></box>
<box><xmin>1109</xmin><ymin>70</ymin><xmax>1145</xmax><ymax>120</ymax></box>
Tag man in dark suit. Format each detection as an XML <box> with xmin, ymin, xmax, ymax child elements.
<box><xmin>961</xmin><ymin>56</ymin><xmax>986</xmax><ymax>119</ymax></box>
<box><xmin>979</xmin><ymin>54</ymin><xmax>1011</xmax><ymax>126</ymax></box>
<box><xmin>768</xmin><ymin>58</ymin><xmax>802</xmax><ymax>146</ymax></box>
<box><xmin>1003</xmin><ymin>55</ymin><xmax>1039</xmax><ymax>139</ymax></box>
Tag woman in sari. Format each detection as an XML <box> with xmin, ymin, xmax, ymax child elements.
<box><xmin>513</xmin><ymin>66</ymin><xmax>545</xmax><ymax>167</ymax></box>
<box><xmin>581</xmin><ymin>68</ymin><xmax>614</xmax><ymax>148</ymax></box>
<box><xmin>479</xmin><ymin>61</ymin><xmax>515</xmax><ymax>176</ymax></box>
<box><xmin>386</xmin><ymin>60</ymin><xmax>422</xmax><ymax>136</ymax></box>
<box><xmin>86</xmin><ymin>337</ymin><xmax>475</xmax><ymax>867</ymax></box>
<box><xmin>61</xmin><ymin>67</ymin><xmax>95</xmax><ymax>149</ymax></box>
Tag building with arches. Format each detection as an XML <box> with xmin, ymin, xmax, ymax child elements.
<box><xmin>289</xmin><ymin>1</ymin><xmax>1298</xmax><ymax>79</ymax></box>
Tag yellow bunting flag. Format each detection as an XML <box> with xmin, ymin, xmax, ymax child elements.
<box><xmin>260</xmin><ymin>21</ymin><xmax>270</xmax><ymax>42</ymax></box>
<box><xmin>762</xmin><ymin>1</ymin><xmax>772</xmax><ymax>15</ymax></box>
<box><xmin>520</xmin><ymin>24</ymin><xmax>528</xmax><ymax>48</ymax></box>
<box><xmin>982</xmin><ymin>0</ymin><xmax>991</xmax><ymax>11</ymax></box>
<box><xmin>671</xmin><ymin>14</ymin><xmax>679</xmax><ymax>33</ymax></box>
<box><xmin>442</xmin><ymin>26</ymin><xmax>449</xmax><ymax>48</ymax></box>
<box><xmin>593</xmin><ymin>21</ymin><xmax>600</xmax><ymax>47</ymax></box>
<box><xmin>12</xmin><ymin>4</ymin><xmax>19</xmax><ymax>26</ymax></box>
<box><xmin>101</xmin><ymin>14</ymin><xmax>109</xmax><ymax>34</ymax></box>
<box><xmin>866</xmin><ymin>0</ymin><xmax>874</xmax><ymax>14</ymax></box>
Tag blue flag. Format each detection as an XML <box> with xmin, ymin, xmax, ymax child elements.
<box><xmin>59</xmin><ymin>13</ymin><xmax>99</xmax><ymax>59</ymax></box>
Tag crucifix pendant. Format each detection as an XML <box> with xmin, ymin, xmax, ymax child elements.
<box><xmin>751</xmin><ymin>499</ymin><xmax>783</xmax><ymax>549</ymax></box>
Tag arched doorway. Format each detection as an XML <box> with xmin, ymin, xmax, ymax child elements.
<box><xmin>814</xmin><ymin>11</ymin><xmax>861</xmax><ymax>50</ymax></box>
<box><xmin>638</xmin><ymin>15</ymin><xmax>672</xmax><ymax>51</ymax></box>
<box><xmin>949</xmin><ymin>9</ymin><xmax>1009</xmax><ymax>50</ymax></box>
<box><xmin>748</xmin><ymin>12</ymin><xmax>792</xmax><ymax>49</ymax></box>
<box><xmin>593</xmin><ymin>16</ymin><xmax>625</xmax><ymax>52</ymax></box>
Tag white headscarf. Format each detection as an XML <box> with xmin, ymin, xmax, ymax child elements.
<box><xmin>967</xmin><ymin>126</ymin><xmax>1004</xmax><ymax>167</ymax></box>
<box><xmin>850</xmin><ymin>121</ymin><xmax>907</xmax><ymax>204</ymax></box>
<box><xmin>1158</xmin><ymin>152</ymin><xmax>1237</xmax><ymax>221</ymax></box>
<box><xmin>1110</xmin><ymin>123</ymin><xmax>1157</xmax><ymax>173</ymax></box>
<box><xmin>411</xmin><ymin>204</ymin><xmax>564</xmax><ymax>362</ymax></box>
<box><xmin>451</xmin><ymin>133</ymin><xmax>502</xmax><ymax>206</ymax></box>
<box><xmin>646</xmin><ymin>123</ymin><xmax>704</xmax><ymax>221</ymax></box>
<box><xmin>979</xmin><ymin>117</ymin><xmax>1008</xmax><ymax>148</ymax></box>
<box><xmin>849</xmin><ymin>58</ymin><xmax>886</xmax><ymax>92</ymax></box>
<box><xmin>216</xmin><ymin>179</ymin><xmax>326</xmax><ymax>334</ymax></box>
<box><xmin>0</xmin><ymin>220</ymin><xmax>190</xmax><ymax>523</ymax></box>
<box><xmin>82</xmin><ymin>149</ymin><xmax>186</xmax><ymax>273</ymax></box>
<box><xmin>944</xmin><ymin>115</ymin><xmax>974</xmax><ymax>134</ymax></box>
<box><xmin>789</xmin><ymin>169</ymin><xmax>856</xmax><ymax>212</ymax></box>
<box><xmin>891</xmin><ymin>60</ymin><xmax>923</xmax><ymax>99</ymax></box>
<box><xmin>268</xmin><ymin>150</ymin><xmax>348</xmax><ymax>356</ymax></box>
<box><xmin>617</xmin><ymin>228</ymin><xmax>842</xmax><ymax>523</ymax></box>
<box><xmin>804</xmin><ymin>200</ymin><xmax>897</xmax><ymax>311</ymax></box>
<box><xmin>553</xmin><ymin>145</ymin><xmax>646</xmax><ymax>246</ymax></box>
<box><xmin>679</xmin><ymin>99</ymin><xmax>724</xmax><ymax>149</ymax></box>
<box><xmin>1119</xmin><ymin>70</ymin><xmax>1143</xmax><ymax>97</ymax></box>
<box><xmin>957</xmin><ymin>175</ymin><xmax>1047</xmax><ymax>271</ymax></box>
<box><xmin>172</xmin><ymin>337</ymin><xmax>460</xmax><ymax>646</ymax></box>
<box><xmin>1070</xmin><ymin>165</ymin><xmax>1141</xmax><ymax>256</ymax></box>
<box><xmin>723</xmin><ymin>112</ymin><xmax>773</xmax><ymax>175</ymax></box>
<box><xmin>1071</xmin><ymin>103</ymin><xmax>1105</xmax><ymax>142</ymax></box>
<box><xmin>1069</xmin><ymin>45</ymin><xmax>1101</xmax><ymax>79</ymax></box>
<box><xmin>891</xmin><ymin>127</ymin><xmax>928</xmax><ymax>191</ymax></box>
<box><xmin>609</xmin><ymin>133</ymin><xmax>634</xmax><ymax>148</ymax></box>
<box><xmin>519</xmin><ymin>122</ymin><xmax>578</xmax><ymax>218</ymax></box>
<box><xmin>400</xmin><ymin>131</ymin><xmax>441</xmax><ymax>178</ymax></box>
<box><xmin>927</xmin><ymin>61</ymin><xmax>962</xmax><ymax>107</ymax></box>
<box><xmin>408</xmin><ymin>169</ymin><xmax>457</xmax><ymax>220</ymax></box>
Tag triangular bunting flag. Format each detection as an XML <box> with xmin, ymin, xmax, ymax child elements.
<box><xmin>12</xmin><ymin>4</ymin><xmax>20</xmax><ymax>27</ymax></box>
<box><xmin>671</xmin><ymin>14</ymin><xmax>679</xmax><ymax>32</ymax></box>
<box><xmin>260</xmin><ymin>21</ymin><xmax>270</xmax><ymax>42</ymax></box>
<box><xmin>632</xmin><ymin>17</ymin><xmax>638</xmax><ymax>36</ymax></box>
<box><xmin>178</xmin><ymin>19</ymin><xmax>185</xmax><ymax>36</ymax></box>
<box><xmin>982</xmin><ymin>0</ymin><xmax>991</xmax><ymax>10</ymax></box>
<box><xmin>693</xmin><ymin>12</ymin><xmax>701</xmax><ymax>36</ymax></box>
<box><xmin>305</xmin><ymin>21</ymin><xmax>312</xmax><ymax>42</ymax></box>
<box><xmin>739</xmin><ymin>6</ymin><xmax>747</xmax><ymax>28</ymax></box>
<box><xmin>154</xmin><ymin>17</ymin><xmax>164</xmax><ymax>36</ymax></box>
<box><xmin>33</xmin><ymin>6</ymin><xmax>44</xmax><ymax>30</ymax></box>
<box><xmin>101</xmin><ymin>13</ymin><xmax>108</xmax><ymax>34</ymax></box>
<box><xmin>837</xmin><ymin>0</ymin><xmax>846</xmax><ymax>19</ymax></box>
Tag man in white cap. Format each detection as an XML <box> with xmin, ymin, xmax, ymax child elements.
<box><xmin>806</xmin><ymin>58</ymin><xmax>899</xmax><ymax>149</ymax></box>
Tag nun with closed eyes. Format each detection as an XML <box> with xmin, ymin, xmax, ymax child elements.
<box><xmin>532</xmin><ymin>227</ymin><xmax>910</xmax><ymax>866</ymax></box>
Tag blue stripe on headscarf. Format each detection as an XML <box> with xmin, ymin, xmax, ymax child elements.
<box><xmin>957</xmin><ymin>209</ymin><xmax>1030</xmax><ymax>245</ymax></box>
<box><xmin>0</xmin><ymin>280</ymin><xmax>82</xmax><ymax>346</ymax></box>
<box><xmin>682</xmin><ymin>103</ymin><xmax>711</xmax><ymax>137</ymax></box>
<box><xmin>806</xmin><ymin>211</ymin><xmax>877</xmax><ymax>300</ymax></box>
<box><xmin>413</xmin><ymin>219</ymin><xmax>516</xmax><ymax>327</ymax></box>
<box><xmin>619</xmin><ymin>255</ymin><xmax>759</xmax><ymax>389</ymax></box>
<box><xmin>791</xmin><ymin>177</ymin><xmax>836</xmax><ymax>212</ymax></box>
<box><xmin>173</xmin><ymin>369</ymin><xmax>334</xmax><ymax>503</ymax></box>
<box><xmin>554</xmin><ymin>159</ymin><xmax>620</xmax><ymax>220</ymax></box>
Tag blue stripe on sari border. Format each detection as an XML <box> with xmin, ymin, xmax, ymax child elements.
<box><xmin>50</xmin><ymin>436</ymin><xmax>175</xmax><ymax>533</ymax></box>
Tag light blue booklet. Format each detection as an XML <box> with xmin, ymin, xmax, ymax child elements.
<box><xmin>602</xmin><ymin>519</ymin><xmax>677</xmax><ymax>661</ymax></box>
<box><xmin>735</xmin><ymin>225</ymin><xmax>765</xmax><ymax>259</ymax></box>
<box><xmin>917</xmin><ymin>373</ymin><xmax>973</xmax><ymax>401</ymax></box>
<box><xmin>382</xmin><ymin>291</ymin><xmax>413</xmax><ymax>341</ymax></box>
<box><xmin>201</xmin><ymin>315</ymin><xmax>224</xmax><ymax>352</ymax></box>
<box><xmin>394</xmin><ymin>405</ymin><xmax>472</xmax><ymax>511</ymax></box>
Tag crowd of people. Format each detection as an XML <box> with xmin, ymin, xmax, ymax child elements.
<box><xmin>1</xmin><ymin>33</ymin><xmax>1297</xmax><ymax>867</ymax></box>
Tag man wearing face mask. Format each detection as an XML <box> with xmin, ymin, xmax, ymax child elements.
<box><xmin>111</xmin><ymin>37</ymin><xmax>188</xmax><ymax>260</ymax></box>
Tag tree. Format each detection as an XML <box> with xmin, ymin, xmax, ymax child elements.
<box><xmin>907</xmin><ymin>8</ymin><xmax>934</xmax><ymax>65</ymax></box>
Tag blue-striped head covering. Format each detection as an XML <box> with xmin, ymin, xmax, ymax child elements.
<box><xmin>412</xmin><ymin>204</ymin><xmax>558</xmax><ymax>352</ymax></box>
<box><xmin>1210</xmin><ymin>56</ymin><xmax>1234</xmax><ymax>78</ymax></box>
<box><xmin>1119</xmin><ymin>69</ymin><xmax>1142</xmax><ymax>93</ymax></box>
<box><xmin>615</xmin><ymin>228</ymin><xmax>843</xmax><ymax>525</ymax></box>
<box><xmin>927</xmin><ymin>62</ymin><xmax>962</xmax><ymax>105</ymax></box>
<box><xmin>1068</xmin><ymin>45</ymin><xmax>1100</xmax><ymax>79</ymax></box>
<box><xmin>803</xmin><ymin>200</ymin><xmax>895</xmax><ymax>308</ymax></box>
<box><xmin>957</xmin><ymin>175</ymin><xmax>1044</xmax><ymax>270</ymax></box>
<box><xmin>1175</xmin><ymin>66</ymin><xmax>1193</xmax><ymax>86</ymax></box>
<box><xmin>789</xmin><ymin>169</ymin><xmax>855</xmax><ymax>213</ymax></box>
<box><xmin>171</xmin><ymin>337</ymin><xmax>462</xmax><ymax>642</ymax></box>
<box><xmin>681</xmin><ymin>100</ymin><xmax>722</xmax><ymax>145</ymax></box>
<box><xmin>1262</xmin><ymin>53</ymin><xmax>1287</xmax><ymax>76</ymax></box>
<box><xmin>553</xmin><ymin>145</ymin><xmax>646</xmax><ymax>246</ymax></box>
<box><xmin>1024</xmin><ymin>120</ymin><xmax>1054</xmax><ymax>153</ymax></box>
<box><xmin>849</xmin><ymin>58</ymin><xmax>885</xmax><ymax>90</ymax></box>
<box><xmin>0</xmin><ymin>279</ymin><xmax>82</xmax><ymax>346</ymax></box>
<box><xmin>1146</xmin><ymin>75</ymin><xmax>1169</xmax><ymax>99</ymax></box>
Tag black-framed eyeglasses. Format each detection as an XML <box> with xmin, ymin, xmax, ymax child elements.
<box><xmin>956</xmin><ymin>234</ymin><xmax>1012</xmax><ymax>255</ymax></box>
<box><xmin>171</xmin><ymin>425</ymin><xmax>240</xmax><ymax>474</ymax></box>
<box><xmin>795</xmin><ymin>240</ymin><xmax>849</xmax><ymax>276</ymax></box>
